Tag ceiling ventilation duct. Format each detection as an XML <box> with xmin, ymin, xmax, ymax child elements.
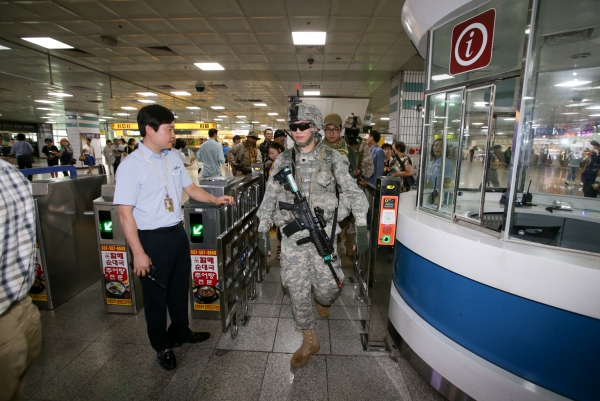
<box><xmin>542</xmin><ymin>27</ymin><xmax>595</xmax><ymax>46</ymax></box>
<box><xmin>295</xmin><ymin>45</ymin><xmax>324</xmax><ymax>54</ymax></box>
<box><xmin>144</xmin><ymin>46</ymin><xmax>178</xmax><ymax>56</ymax></box>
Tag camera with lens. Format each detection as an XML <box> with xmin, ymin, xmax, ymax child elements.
<box><xmin>195</xmin><ymin>84</ymin><xmax>206</xmax><ymax>92</ymax></box>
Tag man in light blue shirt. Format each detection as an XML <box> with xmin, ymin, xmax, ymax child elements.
<box><xmin>367</xmin><ymin>130</ymin><xmax>385</xmax><ymax>187</ymax></box>
<box><xmin>113</xmin><ymin>104</ymin><xmax>235</xmax><ymax>371</ymax></box>
<box><xmin>196</xmin><ymin>128</ymin><xmax>225</xmax><ymax>178</ymax></box>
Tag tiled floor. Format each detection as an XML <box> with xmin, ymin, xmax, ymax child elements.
<box><xmin>23</xmin><ymin>243</ymin><xmax>446</xmax><ymax>401</ymax></box>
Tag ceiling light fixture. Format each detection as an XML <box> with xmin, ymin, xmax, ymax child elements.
<box><xmin>254</xmin><ymin>103</ymin><xmax>267</xmax><ymax>107</ymax></box>
<box><xmin>98</xmin><ymin>119</ymin><xmax>106</xmax><ymax>122</ymax></box>
<box><xmin>292</xmin><ymin>32</ymin><xmax>326</xmax><ymax>45</ymax></box>
<box><xmin>380</xmin><ymin>117</ymin><xmax>390</xmax><ymax>120</ymax></box>
<box><xmin>251</xmin><ymin>121</ymin><xmax>260</xmax><ymax>123</ymax></box>
<box><xmin>555</xmin><ymin>79</ymin><xmax>591</xmax><ymax>87</ymax></box>
<box><xmin>276</xmin><ymin>119</ymin><xmax>285</xmax><ymax>122</ymax></box>
<box><xmin>211</xmin><ymin>106</ymin><xmax>225</xmax><ymax>110</ymax></box>
<box><xmin>137</xmin><ymin>92</ymin><xmax>157</xmax><ymax>96</ymax></box>
<box><xmin>504</xmin><ymin>118</ymin><xmax>516</xmax><ymax>121</ymax></box>
<box><xmin>171</xmin><ymin>91</ymin><xmax>191</xmax><ymax>96</ymax></box>
<box><xmin>36</xmin><ymin>107</ymin><xmax>53</xmax><ymax>110</ymax></box>
<box><xmin>21</xmin><ymin>37</ymin><xmax>73</xmax><ymax>49</ymax></box>
<box><xmin>236</xmin><ymin>115</ymin><xmax>246</xmax><ymax>118</ymax></box>
<box><xmin>121</xmin><ymin>106</ymin><xmax>137</xmax><ymax>110</ymax></box>
<box><xmin>214</xmin><ymin>118</ymin><xmax>223</xmax><ymax>121</ymax></box>
<box><xmin>589</xmin><ymin>114</ymin><xmax>600</xmax><ymax>117</ymax></box>
<box><xmin>194</xmin><ymin>63</ymin><xmax>225</xmax><ymax>71</ymax></box>
<box><xmin>46</xmin><ymin>113</ymin><xmax>60</xmax><ymax>116</ymax></box>
<box><xmin>431</xmin><ymin>74</ymin><xmax>454</xmax><ymax>81</ymax></box>
<box><xmin>267</xmin><ymin>112</ymin><xmax>278</xmax><ymax>116</ymax></box>
<box><xmin>261</xmin><ymin>124</ymin><xmax>267</xmax><ymax>127</ymax></box>
<box><xmin>0</xmin><ymin>45</ymin><xmax>10</xmax><ymax>50</ymax></box>
<box><xmin>217</xmin><ymin>115</ymin><xmax>227</xmax><ymax>118</ymax></box>
<box><xmin>472</xmin><ymin>122</ymin><xmax>484</xmax><ymax>125</ymax></box>
<box><xmin>303</xmin><ymin>91</ymin><xmax>320</xmax><ymax>96</ymax></box>
<box><xmin>187</xmin><ymin>106</ymin><xmax>200</xmax><ymax>110</ymax></box>
<box><xmin>138</xmin><ymin>99</ymin><xmax>155</xmax><ymax>103</ymax></box>
<box><xmin>523</xmin><ymin>96</ymin><xmax>534</xmax><ymax>100</ymax></box>
<box><xmin>48</xmin><ymin>92</ymin><xmax>72</xmax><ymax>97</ymax></box>
<box><xmin>561</xmin><ymin>112</ymin><xmax>577</xmax><ymax>115</ymax></box>
<box><xmin>115</xmin><ymin>113</ymin><xmax>130</xmax><ymax>116</ymax></box>
<box><xmin>195</xmin><ymin>121</ymin><xmax>204</xmax><ymax>124</ymax></box>
<box><xmin>585</xmin><ymin>106</ymin><xmax>600</xmax><ymax>110</ymax></box>
<box><xmin>35</xmin><ymin>100</ymin><xmax>56</xmax><ymax>104</ymax></box>
<box><xmin>100</xmin><ymin>116</ymin><xmax>113</xmax><ymax>119</ymax></box>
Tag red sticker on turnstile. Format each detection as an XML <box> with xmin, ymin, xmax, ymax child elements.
<box><xmin>190</xmin><ymin>249</ymin><xmax>220</xmax><ymax>311</ymax></box>
<box><xmin>101</xmin><ymin>245</ymin><xmax>132</xmax><ymax>306</ymax></box>
<box><xmin>378</xmin><ymin>196</ymin><xmax>398</xmax><ymax>246</ymax></box>
<box><xmin>28</xmin><ymin>242</ymin><xmax>48</xmax><ymax>302</ymax></box>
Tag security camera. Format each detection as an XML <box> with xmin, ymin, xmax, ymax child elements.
<box><xmin>572</xmin><ymin>96</ymin><xmax>584</xmax><ymax>103</ymax></box>
<box><xmin>307</xmin><ymin>58</ymin><xmax>314</xmax><ymax>65</ymax></box>
<box><xmin>195</xmin><ymin>85</ymin><xmax>206</xmax><ymax>93</ymax></box>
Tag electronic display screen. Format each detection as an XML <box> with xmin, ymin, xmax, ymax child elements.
<box><xmin>98</xmin><ymin>210</ymin><xmax>113</xmax><ymax>240</ymax></box>
<box><xmin>190</xmin><ymin>213</ymin><xmax>204</xmax><ymax>244</ymax></box>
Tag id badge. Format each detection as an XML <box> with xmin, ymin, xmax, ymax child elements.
<box><xmin>164</xmin><ymin>197</ymin><xmax>174</xmax><ymax>212</ymax></box>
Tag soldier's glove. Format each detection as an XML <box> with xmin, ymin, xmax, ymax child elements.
<box><xmin>355</xmin><ymin>226</ymin><xmax>369</xmax><ymax>255</ymax></box>
<box><xmin>258</xmin><ymin>231</ymin><xmax>271</xmax><ymax>256</ymax></box>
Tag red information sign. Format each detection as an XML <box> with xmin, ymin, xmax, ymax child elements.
<box><xmin>101</xmin><ymin>245</ymin><xmax>132</xmax><ymax>306</ymax></box>
<box><xmin>190</xmin><ymin>249</ymin><xmax>220</xmax><ymax>311</ymax></box>
<box><xmin>449</xmin><ymin>9</ymin><xmax>496</xmax><ymax>75</ymax></box>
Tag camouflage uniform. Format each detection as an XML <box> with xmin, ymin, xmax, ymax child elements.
<box><xmin>349</xmin><ymin>139</ymin><xmax>374</xmax><ymax>180</ymax></box>
<box><xmin>227</xmin><ymin>142</ymin><xmax>242</xmax><ymax>175</ymax></box>
<box><xmin>257</xmin><ymin>137</ymin><xmax>368</xmax><ymax>330</ymax></box>
<box><xmin>231</xmin><ymin>142</ymin><xmax>262</xmax><ymax>176</ymax></box>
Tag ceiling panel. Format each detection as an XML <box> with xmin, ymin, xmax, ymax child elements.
<box><xmin>145</xmin><ymin>0</ymin><xmax>203</xmax><ymax>18</ymax></box>
<box><xmin>100</xmin><ymin>1</ymin><xmax>163</xmax><ymax>19</ymax></box>
<box><xmin>248</xmin><ymin>17</ymin><xmax>290</xmax><ymax>33</ymax></box>
<box><xmin>284</xmin><ymin>0</ymin><xmax>332</xmax><ymax>16</ymax></box>
<box><xmin>167</xmin><ymin>18</ymin><xmax>216</xmax><ymax>33</ymax></box>
<box><xmin>188</xmin><ymin>0</ymin><xmax>245</xmax><ymax>18</ymax></box>
<box><xmin>238</xmin><ymin>0</ymin><xmax>287</xmax><ymax>17</ymax></box>
<box><xmin>330</xmin><ymin>0</ymin><xmax>378</xmax><ymax>16</ymax></box>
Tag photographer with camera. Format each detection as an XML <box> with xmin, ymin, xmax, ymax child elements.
<box><xmin>42</xmin><ymin>137</ymin><xmax>60</xmax><ymax>178</ymax></box>
<box><xmin>231</xmin><ymin>132</ymin><xmax>262</xmax><ymax>176</ymax></box>
<box><xmin>257</xmin><ymin>103</ymin><xmax>368</xmax><ymax>369</ymax></box>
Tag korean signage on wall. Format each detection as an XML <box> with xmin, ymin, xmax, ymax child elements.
<box><xmin>450</xmin><ymin>9</ymin><xmax>496</xmax><ymax>75</ymax></box>
<box><xmin>101</xmin><ymin>245</ymin><xmax>131</xmax><ymax>306</ymax></box>
<box><xmin>190</xmin><ymin>249</ymin><xmax>220</xmax><ymax>312</ymax></box>
<box><xmin>110</xmin><ymin>122</ymin><xmax>217</xmax><ymax>130</ymax></box>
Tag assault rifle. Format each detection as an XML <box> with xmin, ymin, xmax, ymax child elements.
<box><xmin>274</xmin><ymin>166</ymin><xmax>342</xmax><ymax>288</ymax></box>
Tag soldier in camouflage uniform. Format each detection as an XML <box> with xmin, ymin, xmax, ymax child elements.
<box><xmin>257</xmin><ymin>103</ymin><xmax>369</xmax><ymax>369</ymax></box>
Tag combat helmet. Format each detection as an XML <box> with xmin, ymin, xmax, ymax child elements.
<box><xmin>290</xmin><ymin>102</ymin><xmax>323</xmax><ymax>147</ymax></box>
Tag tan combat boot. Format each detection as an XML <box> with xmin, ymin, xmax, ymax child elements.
<box><xmin>316</xmin><ymin>303</ymin><xmax>330</xmax><ymax>318</ymax></box>
<box><xmin>344</xmin><ymin>232</ymin><xmax>355</xmax><ymax>257</ymax></box>
<box><xmin>290</xmin><ymin>329</ymin><xmax>320</xmax><ymax>368</ymax></box>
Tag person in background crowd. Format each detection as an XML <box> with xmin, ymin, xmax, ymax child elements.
<box><xmin>486</xmin><ymin>145</ymin><xmax>506</xmax><ymax>187</ymax></box>
<box><xmin>504</xmin><ymin>146</ymin><xmax>512</xmax><ymax>164</ymax></box>
<box><xmin>0</xmin><ymin>137</ymin><xmax>11</xmax><ymax>163</ymax></box>
<box><xmin>82</xmin><ymin>138</ymin><xmax>96</xmax><ymax>175</ymax></box>
<box><xmin>186</xmin><ymin>139</ymin><xmax>197</xmax><ymax>166</ymax></box>
<box><xmin>382</xmin><ymin>143</ymin><xmax>399</xmax><ymax>175</ymax></box>
<box><xmin>102</xmin><ymin>140</ymin><xmax>115</xmax><ymax>175</ymax></box>
<box><xmin>113</xmin><ymin>138</ymin><xmax>125</xmax><ymax>175</ymax></box>
<box><xmin>222</xmin><ymin>142</ymin><xmax>230</xmax><ymax>159</ymax></box>
<box><xmin>366</xmin><ymin>130</ymin><xmax>385</xmax><ymax>187</ymax></box>
<box><xmin>59</xmin><ymin>138</ymin><xmax>74</xmax><ymax>177</ymax></box>
<box><xmin>172</xmin><ymin>139</ymin><xmax>192</xmax><ymax>167</ymax></box>
<box><xmin>227</xmin><ymin>135</ymin><xmax>243</xmax><ymax>175</ymax></box>
<box><xmin>41</xmin><ymin>137</ymin><xmax>60</xmax><ymax>178</ymax></box>
<box><xmin>323</xmin><ymin>113</ymin><xmax>358</xmax><ymax>175</ymax></box>
<box><xmin>265</xmin><ymin>141</ymin><xmax>285</xmax><ymax>260</ymax></box>
<box><xmin>125</xmin><ymin>138</ymin><xmax>137</xmax><ymax>155</ymax></box>
<box><xmin>343</xmin><ymin>114</ymin><xmax>374</xmax><ymax>185</ymax></box>
<box><xmin>11</xmin><ymin>133</ymin><xmax>34</xmax><ymax>181</ymax></box>
<box><xmin>258</xmin><ymin>128</ymin><xmax>273</xmax><ymax>163</ymax></box>
<box><xmin>470</xmin><ymin>146</ymin><xmax>476</xmax><ymax>162</ymax></box>
<box><xmin>197</xmin><ymin>128</ymin><xmax>225</xmax><ymax>178</ymax></box>
<box><xmin>0</xmin><ymin>159</ymin><xmax>43</xmax><ymax>400</ymax></box>
<box><xmin>114</xmin><ymin>104</ymin><xmax>235</xmax><ymax>371</ymax></box>
<box><xmin>273</xmin><ymin>129</ymin><xmax>287</xmax><ymax>149</ymax></box>
<box><xmin>390</xmin><ymin>141</ymin><xmax>414</xmax><ymax>191</ymax></box>
<box><xmin>565</xmin><ymin>149</ymin><xmax>581</xmax><ymax>186</ymax></box>
<box><xmin>582</xmin><ymin>140</ymin><xmax>600</xmax><ymax>198</ymax></box>
<box><xmin>494</xmin><ymin>144</ymin><xmax>506</xmax><ymax>165</ymax></box>
<box><xmin>231</xmin><ymin>132</ymin><xmax>261</xmax><ymax>176</ymax></box>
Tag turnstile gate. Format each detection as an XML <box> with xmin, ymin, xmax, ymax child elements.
<box><xmin>93</xmin><ymin>184</ymin><xmax>144</xmax><ymax>314</ymax></box>
<box><xmin>185</xmin><ymin>175</ymin><xmax>263</xmax><ymax>338</ymax></box>
<box><xmin>250</xmin><ymin>162</ymin><xmax>266</xmax><ymax>282</ymax></box>
<box><xmin>356</xmin><ymin>176</ymin><xmax>401</xmax><ymax>351</ymax></box>
<box><xmin>29</xmin><ymin>176</ymin><xmax>105</xmax><ymax>309</ymax></box>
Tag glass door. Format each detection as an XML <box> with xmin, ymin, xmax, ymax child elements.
<box><xmin>454</xmin><ymin>85</ymin><xmax>495</xmax><ymax>225</ymax></box>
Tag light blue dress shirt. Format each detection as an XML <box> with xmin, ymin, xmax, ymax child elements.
<box><xmin>196</xmin><ymin>138</ymin><xmax>225</xmax><ymax>178</ymax></box>
<box><xmin>113</xmin><ymin>142</ymin><xmax>193</xmax><ymax>230</ymax></box>
<box><xmin>368</xmin><ymin>145</ymin><xmax>385</xmax><ymax>187</ymax></box>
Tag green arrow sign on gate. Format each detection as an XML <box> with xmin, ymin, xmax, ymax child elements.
<box><xmin>103</xmin><ymin>221</ymin><xmax>113</xmax><ymax>233</ymax></box>
<box><xmin>191</xmin><ymin>224</ymin><xmax>203</xmax><ymax>237</ymax></box>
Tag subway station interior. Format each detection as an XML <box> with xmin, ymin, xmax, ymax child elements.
<box><xmin>1</xmin><ymin>0</ymin><xmax>599</xmax><ymax>400</ymax></box>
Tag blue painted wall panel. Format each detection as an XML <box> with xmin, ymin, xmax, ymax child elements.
<box><xmin>393</xmin><ymin>242</ymin><xmax>600</xmax><ymax>401</ymax></box>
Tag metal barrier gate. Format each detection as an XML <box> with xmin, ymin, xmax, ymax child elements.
<box><xmin>185</xmin><ymin>172</ymin><xmax>264</xmax><ymax>338</ymax></box>
<box><xmin>93</xmin><ymin>184</ymin><xmax>145</xmax><ymax>314</ymax></box>
<box><xmin>355</xmin><ymin>176</ymin><xmax>401</xmax><ymax>351</ymax></box>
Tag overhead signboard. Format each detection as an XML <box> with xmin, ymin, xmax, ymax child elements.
<box><xmin>111</xmin><ymin>122</ymin><xmax>216</xmax><ymax>130</ymax></box>
<box><xmin>450</xmin><ymin>9</ymin><xmax>496</xmax><ymax>75</ymax></box>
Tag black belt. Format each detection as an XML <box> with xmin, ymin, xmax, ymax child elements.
<box><xmin>140</xmin><ymin>222</ymin><xmax>184</xmax><ymax>233</ymax></box>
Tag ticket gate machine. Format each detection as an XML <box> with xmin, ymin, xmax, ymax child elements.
<box><xmin>250</xmin><ymin>162</ymin><xmax>266</xmax><ymax>282</ymax></box>
<box><xmin>29</xmin><ymin>176</ymin><xmax>105</xmax><ymax>309</ymax></box>
<box><xmin>93</xmin><ymin>184</ymin><xmax>144</xmax><ymax>314</ymax></box>
<box><xmin>356</xmin><ymin>176</ymin><xmax>401</xmax><ymax>351</ymax></box>
<box><xmin>185</xmin><ymin>175</ymin><xmax>262</xmax><ymax>338</ymax></box>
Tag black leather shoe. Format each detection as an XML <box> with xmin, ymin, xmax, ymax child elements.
<box><xmin>157</xmin><ymin>349</ymin><xmax>176</xmax><ymax>370</ymax></box>
<box><xmin>171</xmin><ymin>331</ymin><xmax>211</xmax><ymax>347</ymax></box>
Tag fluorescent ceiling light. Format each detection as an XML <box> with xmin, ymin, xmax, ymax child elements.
<box><xmin>523</xmin><ymin>96</ymin><xmax>534</xmax><ymax>100</ymax></box>
<box><xmin>254</xmin><ymin>103</ymin><xmax>267</xmax><ymax>107</ymax></box>
<box><xmin>431</xmin><ymin>74</ymin><xmax>454</xmax><ymax>81</ymax></box>
<box><xmin>100</xmin><ymin>116</ymin><xmax>113</xmax><ymax>119</ymax></box>
<box><xmin>261</xmin><ymin>124</ymin><xmax>267</xmax><ymax>127</ymax></box>
<box><xmin>211</xmin><ymin>106</ymin><xmax>225</xmax><ymax>110</ymax></box>
<box><xmin>35</xmin><ymin>100</ymin><xmax>56</xmax><ymax>104</ymax></box>
<box><xmin>47</xmin><ymin>121</ymin><xmax>56</xmax><ymax>123</ymax></box>
<box><xmin>585</xmin><ymin>106</ymin><xmax>600</xmax><ymax>110</ymax></box>
<box><xmin>525</xmin><ymin>29</ymin><xmax>530</xmax><ymax>34</ymax></box>
<box><xmin>236</xmin><ymin>115</ymin><xmax>246</xmax><ymax>118</ymax></box>
<box><xmin>115</xmin><ymin>113</ymin><xmax>130</xmax><ymax>116</ymax></box>
<box><xmin>303</xmin><ymin>91</ymin><xmax>320</xmax><ymax>96</ymax></box>
<box><xmin>21</xmin><ymin>37</ymin><xmax>73</xmax><ymax>49</ymax></box>
<box><xmin>187</xmin><ymin>106</ymin><xmax>200</xmax><ymax>110</ymax></box>
<box><xmin>217</xmin><ymin>115</ymin><xmax>227</xmax><ymax>118</ymax></box>
<box><xmin>195</xmin><ymin>121</ymin><xmax>204</xmax><ymax>124</ymax></box>
<box><xmin>267</xmin><ymin>112</ymin><xmax>278</xmax><ymax>116</ymax></box>
<box><xmin>564</xmin><ymin>103</ymin><xmax>591</xmax><ymax>107</ymax></box>
<box><xmin>451</xmin><ymin>119</ymin><xmax>461</xmax><ymax>122</ymax></box>
<box><xmin>174</xmin><ymin>116</ymin><xmax>179</xmax><ymax>118</ymax></box>
<box><xmin>36</xmin><ymin>107</ymin><xmax>53</xmax><ymax>110</ymax></box>
<box><xmin>251</xmin><ymin>121</ymin><xmax>260</xmax><ymax>123</ymax></box>
<box><xmin>292</xmin><ymin>32</ymin><xmax>326</xmax><ymax>45</ymax></box>
<box><xmin>380</xmin><ymin>117</ymin><xmax>390</xmax><ymax>120</ymax></box>
<box><xmin>214</xmin><ymin>118</ymin><xmax>223</xmax><ymax>121</ymax></box>
<box><xmin>0</xmin><ymin>45</ymin><xmax>10</xmax><ymax>50</ymax></box>
<box><xmin>436</xmin><ymin>94</ymin><xmax>446</xmax><ymax>99</ymax></box>
<box><xmin>497</xmin><ymin>132</ymin><xmax>504</xmax><ymax>135</ymax></box>
<box><xmin>555</xmin><ymin>79</ymin><xmax>591</xmax><ymax>87</ymax></box>
<box><xmin>482</xmin><ymin>126</ymin><xmax>488</xmax><ymax>128</ymax></box>
<box><xmin>194</xmin><ymin>62</ymin><xmax>224</xmax><ymax>70</ymax></box>
<box><xmin>589</xmin><ymin>114</ymin><xmax>600</xmax><ymax>116</ymax></box>
<box><xmin>99</xmin><ymin>119</ymin><xmax>106</xmax><ymax>122</ymax></box>
<box><xmin>472</xmin><ymin>122</ymin><xmax>483</xmax><ymax>125</ymax></box>
<box><xmin>561</xmin><ymin>112</ymin><xmax>577</xmax><ymax>115</ymax></box>
<box><xmin>121</xmin><ymin>106</ymin><xmax>137</xmax><ymax>110</ymax></box>
<box><xmin>48</xmin><ymin>92</ymin><xmax>72</xmax><ymax>97</ymax></box>
<box><xmin>504</xmin><ymin>118</ymin><xmax>516</xmax><ymax>121</ymax></box>
<box><xmin>474</xmin><ymin>102</ymin><xmax>488</xmax><ymax>107</ymax></box>
<box><xmin>371</xmin><ymin>123</ymin><xmax>376</xmax><ymax>126</ymax></box>
<box><xmin>138</xmin><ymin>99</ymin><xmax>155</xmax><ymax>104</ymax></box>
<box><xmin>46</xmin><ymin>113</ymin><xmax>60</xmax><ymax>116</ymax></box>
<box><xmin>171</xmin><ymin>91</ymin><xmax>191</xmax><ymax>96</ymax></box>
<box><xmin>276</xmin><ymin>119</ymin><xmax>285</xmax><ymax>122</ymax></box>
<box><xmin>137</xmin><ymin>92</ymin><xmax>157</xmax><ymax>97</ymax></box>
<box><xmin>435</xmin><ymin>116</ymin><xmax>447</xmax><ymax>119</ymax></box>
<box><xmin>40</xmin><ymin>116</ymin><xmax>52</xmax><ymax>119</ymax></box>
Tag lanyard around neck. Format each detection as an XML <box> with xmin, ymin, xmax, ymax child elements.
<box><xmin>138</xmin><ymin>149</ymin><xmax>170</xmax><ymax>197</ymax></box>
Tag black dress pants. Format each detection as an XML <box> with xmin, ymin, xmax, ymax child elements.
<box><xmin>17</xmin><ymin>155</ymin><xmax>33</xmax><ymax>181</ymax></box>
<box><xmin>137</xmin><ymin>228</ymin><xmax>191</xmax><ymax>351</ymax></box>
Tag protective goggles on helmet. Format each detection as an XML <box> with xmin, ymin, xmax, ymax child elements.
<box><xmin>289</xmin><ymin>122</ymin><xmax>312</xmax><ymax>132</ymax></box>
